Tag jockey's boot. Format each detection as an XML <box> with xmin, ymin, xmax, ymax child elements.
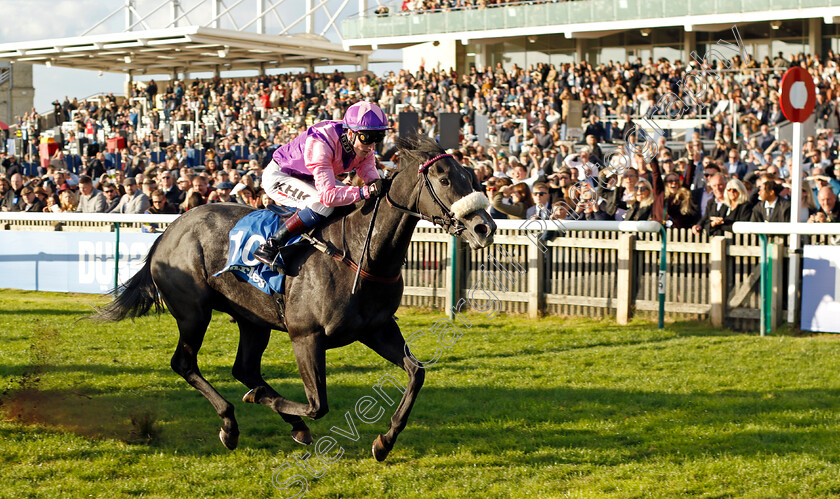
<box><xmin>253</xmin><ymin>208</ymin><xmax>323</xmax><ymax>271</ymax></box>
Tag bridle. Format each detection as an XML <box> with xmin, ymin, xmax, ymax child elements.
<box><xmin>384</xmin><ymin>153</ymin><xmax>467</xmax><ymax>236</ymax></box>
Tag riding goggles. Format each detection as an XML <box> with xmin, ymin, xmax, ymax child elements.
<box><xmin>355</xmin><ymin>129</ymin><xmax>386</xmax><ymax>145</ymax></box>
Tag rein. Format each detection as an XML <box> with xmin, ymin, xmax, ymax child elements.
<box><xmin>300</xmin><ymin>151</ymin><xmax>473</xmax><ymax>286</ymax></box>
<box><xmin>299</xmin><ymin>228</ymin><xmax>402</xmax><ymax>285</ymax></box>
<box><xmin>384</xmin><ymin>153</ymin><xmax>467</xmax><ymax>236</ymax></box>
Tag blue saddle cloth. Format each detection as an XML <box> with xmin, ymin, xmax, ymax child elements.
<box><xmin>214</xmin><ymin>207</ymin><xmax>302</xmax><ymax>295</ymax></box>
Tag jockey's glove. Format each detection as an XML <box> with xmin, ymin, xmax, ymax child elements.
<box><xmin>360</xmin><ymin>178</ymin><xmax>391</xmax><ymax>199</ymax></box>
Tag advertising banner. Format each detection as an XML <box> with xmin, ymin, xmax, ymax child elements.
<box><xmin>0</xmin><ymin>231</ymin><xmax>160</xmax><ymax>294</ymax></box>
<box><xmin>801</xmin><ymin>244</ymin><xmax>840</xmax><ymax>333</ymax></box>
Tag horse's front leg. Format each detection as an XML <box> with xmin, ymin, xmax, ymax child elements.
<box><xmin>360</xmin><ymin>320</ymin><xmax>425</xmax><ymax>461</ymax></box>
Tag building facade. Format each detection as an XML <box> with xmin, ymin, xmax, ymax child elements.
<box><xmin>0</xmin><ymin>62</ymin><xmax>34</xmax><ymax>128</ymax></box>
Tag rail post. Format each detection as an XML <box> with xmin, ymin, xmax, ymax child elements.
<box><xmin>114</xmin><ymin>221</ymin><xmax>121</xmax><ymax>296</ymax></box>
<box><xmin>658</xmin><ymin>225</ymin><xmax>667</xmax><ymax>329</ymax></box>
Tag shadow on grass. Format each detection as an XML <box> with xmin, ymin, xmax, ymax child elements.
<box><xmin>5</xmin><ymin>377</ymin><xmax>840</xmax><ymax>466</ymax></box>
<box><xmin>0</xmin><ymin>308</ymin><xmax>91</xmax><ymax>317</ymax></box>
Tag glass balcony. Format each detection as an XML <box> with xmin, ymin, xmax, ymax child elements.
<box><xmin>343</xmin><ymin>0</ymin><xmax>839</xmax><ymax>41</ymax></box>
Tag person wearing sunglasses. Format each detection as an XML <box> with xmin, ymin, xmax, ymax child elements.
<box><xmin>254</xmin><ymin>101</ymin><xmax>392</xmax><ymax>271</ymax></box>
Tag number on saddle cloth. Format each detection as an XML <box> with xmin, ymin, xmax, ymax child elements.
<box><xmin>213</xmin><ymin>207</ymin><xmax>302</xmax><ymax>295</ymax></box>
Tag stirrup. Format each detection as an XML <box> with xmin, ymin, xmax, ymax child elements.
<box><xmin>267</xmin><ymin>252</ymin><xmax>285</xmax><ymax>274</ymax></box>
<box><xmin>253</xmin><ymin>244</ymin><xmax>284</xmax><ymax>272</ymax></box>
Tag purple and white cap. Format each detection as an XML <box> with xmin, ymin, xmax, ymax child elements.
<box><xmin>343</xmin><ymin>101</ymin><xmax>390</xmax><ymax>130</ymax></box>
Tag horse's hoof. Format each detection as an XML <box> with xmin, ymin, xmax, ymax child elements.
<box><xmin>242</xmin><ymin>386</ymin><xmax>263</xmax><ymax>404</ymax></box>
<box><xmin>291</xmin><ymin>429</ymin><xmax>313</xmax><ymax>446</ymax></box>
<box><xmin>219</xmin><ymin>427</ymin><xmax>239</xmax><ymax>450</ymax></box>
<box><xmin>372</xmin><ymin>434</ymin><xmax>390</xmax><ymax>462</ymax></box>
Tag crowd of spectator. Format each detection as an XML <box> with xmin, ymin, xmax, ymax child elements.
<box><xmin>394</xmin><ymin>0</ymin><xmax>575</xmax><ymax>15</ymax></box>
<box><xmin>1</xmin><ymin>46</ymin><xmax>840</xmax><ymax>234</ymax></box>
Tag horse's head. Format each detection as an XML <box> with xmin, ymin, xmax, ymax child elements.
<box><xmin>389</xmin><ymin>135</ymin><xmax>495</xmax><ymax>250</ymax></box>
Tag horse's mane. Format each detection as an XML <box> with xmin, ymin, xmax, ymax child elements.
<box><xmin>393</xmin><ymin>133</ymin><xmax>482</xmax><ymax>191</ymax></box>
<box><xmin>395</xmin><ymin>134</ymin><xmax>445</xmax><ymax>166</ymax></box>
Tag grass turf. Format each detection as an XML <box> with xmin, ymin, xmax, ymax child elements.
<box><xmin>1</xmin><ymin>289</ymin><xmax>840</xmax><ymax>498</ymax></box>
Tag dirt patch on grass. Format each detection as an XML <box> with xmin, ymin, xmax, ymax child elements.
<box><xmin>0</xmin><ymin>323</ymin><xmax>159</xmax><ymax>444</ymax></box>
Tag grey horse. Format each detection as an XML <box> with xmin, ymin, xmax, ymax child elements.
<box><xmin>95</xmin><ymin>134</ymin><xmax>496</xmax><ymax>460</ymax></box>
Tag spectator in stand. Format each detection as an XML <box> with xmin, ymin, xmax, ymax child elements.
<box><xmin>3</xmin><ymin>154</ymin><xmax>22</xmax><ymax>178</ymax></box>
<box><xmin>0</xmin><ymin>176</ymin><xmax>17</xmax><ymax>212</ymax></box>
<box><xmin>663</xmin><ymin>170</ymin><xmax>698</xmax><ymax>229</ymax></box>
<box><xmin>58</xmin><ymin>187</ymin><xmax>79</xmax><ymax>212</ymax></box>
<box><xmin>33</xmin><ymin>187</ymin><xmax>48</xmax><ymax>209</ymax></box>
<box><xmin>112</xmin><ymin>178</ymin><xmax>150</xmax><ymax>214</ymax></box>
<box><xmin>547</xmin><ymin>167</ymin><xmax>575</xmax><ymax>207</ymax></box>
<box><xmin>564</xmin><ymin>146</ymin><xmax>598</xmax><ymax>185</ymax></box>
<box><xmin>794</xmin><ymin>182</ymin><xmax>818</xmax><ymax>222</ymax></box>
<box><xmin>208</xmin><ymin>181</ymin><xmax>236</xmax><ymax>203</ymax></box>
<box><xmin>624</xmin><ymin>178</ymin><xmax>655</xmax><ymax>222</ymax></box>
<box><xmin>757</xmin><ymin>124</ymin><xmax>776</xmax><ymax>151</ymax></box>
<box><xmin>141</xmin><ymin>178</ymin><xmax>157</xmax><ymax>197</ymax></box>
<box><xmin>17</xmin><ymin>186</ymin><xmax>44</xmax><ymax>212</ymax></box>
<box><xmin>180</xmin><ymin>190</ymin><xmax>205</xmax><ymax>213</ymax></box>
<box><xmin>176</xmin><ymin>174</ymin><xmax>192</xmax><ymax>196</ymax></box>
<box><xmin>44</xmin><ymin>194</ymin><xmax>60</xmax><ymax>213</ymax></box>
<box><xmin>643</xmin><ymin>157</ymin><xmax>666</xmax><ymax>223</ymax></box>
<box><xmin>724</xmin><ymin>149</ymin><xmax>748</xmax><ymax>180</ymax></box>
<box><xmin>236</xmin><ymin>185</ymin><xmax>258</xmax><ymax>207</ymax></box>
<box><xmin>573</xmin><ymin>186</ymin><xmax>610</xmax><ymax>221</ymax></box>
<box><xmin>809</xmin><ymin>169</ymin><xmax>840</xmax><ymax>208</ymax></box>
<box><xmin>809</xmin><ymin>186</ymin><xmax>840</xmax><ymax>222</ymax></box>
<box><xmin>147</xmin><ymin>189</ymin><xmax>178</xmax><ymax>215</ymax></box>
<box><xmin>692</xmin><ymin>173</ymin><xmax>728</xmax><ymax>237</ymax></box>
<box><xmin>191</xmin><ymin>174</ymin><xmax>213</xmax><ymax>202</ymax></box>
<box><xmin>483</xmin><ymin>177</ymin><xmax>505</xmax><ymax>219</ymax></box>
<box><xmin>76</xmin><ymin>175</ymin><xmax>107</xmax><ymax>213</ymax></box>
<box><xmin>584</xmin><ymin>135</ymin><xmax>604</xmax><ymax>164</ymax></box>
<box><xmin>491</xmin><ymin>182</ymin><xmax>533</xmax><ymax>220</ymax></box>
<box><xmin>710</xmin><ymin>137</ymin><xmax>729</xmax><ymax>163</ymax></box>
<box><xmin>750</xmin><ymin>174</ymin><xmax>790</xmax><ymax>222</ymax></box>
<box><xmin>692</xmin><ymin>160</ymin><xmax>719</xmax><ymax>215</ymax></box>
<box><xmin>258</xmin><ymin>191</ymin><xmax>273</xmax><ymax>209</ymax></box>
<box><xmin>8</xmin><ymin>173</ymin><xmax>23</xmax><ymax>199</ymax></box>
<box><xmin>125</xmin><ymin>157</ymin><xmax>145</xmax><ymax>179</ymax></box>
<box><xmin>583</xmin><ymin>115</ymin><xmax>606</xmax><ymax>143</ymax></box>
<box><xmin>527</xmin><ymin>182</ymin><xmax>552</xmax><ymax>220</ymax></box>
<box><xmin>722</xmin><ymin>178</ymin><xmax>753</xmax><ymax>230</ymax></box>
<box><xmin>158</xmin><ymin>170</ymin><xmax>183</xmax><ymax>206</ymax></box>
<box><xmin>101</xmin><ymin>182</ymin><xmax>121</xmax><ymax>212</ymax></box>
<box><xmin>814</xmin><ymin>93</ymin><xmax>834</xmax><ymax>130</ymax></box>
<box><xmin>531</xmin><ymin>120</ymin><xmax>553</xmax><ymax>151</ymax></box>
<box><xmin>85</xmin><ymin>152</ymin><xmax>107</xmax><ymax>180</ymax></box>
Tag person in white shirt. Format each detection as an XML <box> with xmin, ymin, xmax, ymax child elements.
<box><xmin>564</xmin><ymin>146</ymin><xmax>599</xmax><ymax>185</ymax></box>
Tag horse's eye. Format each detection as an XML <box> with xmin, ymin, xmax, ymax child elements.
<box><xmin>439</xmin><ymin>178</ymin><xmax>450</xmax><ymax>186</ymax></box>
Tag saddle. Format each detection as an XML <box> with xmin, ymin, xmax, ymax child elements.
<box><xmin>269</xmin><ymin>204</ymin><xmax>401</xmax><ymax>286</ymax></box>
<box><xmin>216</xmin><ymin>204</ymin><xmax>401</xmax><ymax>300</ymax></box>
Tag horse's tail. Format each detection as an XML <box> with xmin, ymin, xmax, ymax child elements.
<box><xmin>91</xmin><ymin>236</ymin><xmax>165</xmax><ymax>322</ymax></box>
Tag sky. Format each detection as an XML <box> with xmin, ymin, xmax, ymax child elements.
<box><xmin>0</xmin><ymin>0</ymin><xmax>399</xmax><ymax>112</ymax></box>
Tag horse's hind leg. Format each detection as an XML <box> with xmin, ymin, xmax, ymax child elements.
<box><xmin>170</xmin><ymin>314</ymin><xmax>240</xmax><ymax>450</ymax></box>
<box><xmin>361</xmin><ymin>320</ymin><xmax>425</xmax><ymax>462</ymax></box>
<box><xmin>238</xmin><ymin>332</ymin><xmax>329</xmax><ymax>421</ymax></box>
<box><xmin>231</xmin><ymin>320</ymin><xmax>313</xmax><ymax>445</ymax></box>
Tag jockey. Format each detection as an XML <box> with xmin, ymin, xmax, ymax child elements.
<box><xmin>253</xmin><ymin>101</ymin><xmax>391</xmax><ymax>270</ymax></box>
